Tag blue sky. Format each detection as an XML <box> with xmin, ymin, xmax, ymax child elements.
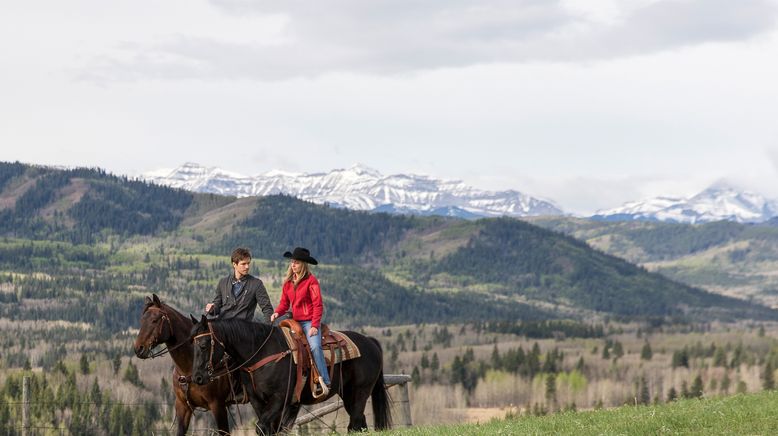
<box><xmin>2</xmin><ymin>0</ymin><xmax>778</xmax><ymax>214</ymax></box>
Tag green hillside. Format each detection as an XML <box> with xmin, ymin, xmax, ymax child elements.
<box><xmin>529</xmin><ymin>216</ymin><xmax>778</xmax><ymax>308</ymax></box>
<box><xmin>0</xmin><ymin>161</ymin><xmax>775</xmax><ymax>335</ymax></box>
<box><xmin>388</xmin><ymin>390</ymin><xmax>778</xmax><ymax>436</ymax></box>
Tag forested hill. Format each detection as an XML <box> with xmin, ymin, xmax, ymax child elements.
<box><xmin>0</xmin><ymin>161</ymin><xmax>201</xmax><ymax>243</ymax></box>
<box><xmin>0</xmin><ymin>161</ymin><xmax>775</xmax><ymax>330</ymax></box>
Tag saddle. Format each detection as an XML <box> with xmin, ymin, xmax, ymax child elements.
<box><xmin>279</xmin><ymin>319</ymin><xmax>356</xmax><ymax>403</ymax></box>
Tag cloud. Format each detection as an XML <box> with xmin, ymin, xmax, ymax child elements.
<box><xmin>78</xmin><ymin>0</ymin><xmax>778</xmax><ymax>82</ymax></box>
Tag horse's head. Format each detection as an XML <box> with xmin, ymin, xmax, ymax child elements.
<box><xmin>133</xmin><ymin>294</ymin><xmax>174</xmax><ymax>359</ymax></box>
<box><xmin>191</xmin><ymin>314</ymin><xmax>227</xmax><ymax>385</ymax></box>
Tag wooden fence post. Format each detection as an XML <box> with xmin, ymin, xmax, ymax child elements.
<box><xmin>397</xmin><ymin>381</ymin><xmax>413</xmax><ymax>427</ymax></box>
<box><xmin>22</xmin><ymin>375</ymin><xmax>30</xmax><ymax>436</ymax></box>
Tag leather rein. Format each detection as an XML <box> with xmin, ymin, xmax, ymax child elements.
<box><xmin>193</xmin><ymin>320</ymin><xmax>286</xmax><ymax>382</ymax></box>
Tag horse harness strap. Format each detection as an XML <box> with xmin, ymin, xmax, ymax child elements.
<box><xmin>241</xmin><ymin>349</ymin><xmax>292</xmax><ymax>391</ymax></box>
<box><xmin>242</xmin><ymin>349</ymin><xmax>292</xmax><ymax>373</ymax></box>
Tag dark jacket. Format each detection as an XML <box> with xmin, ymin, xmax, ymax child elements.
<box><xmin>209</xmin><ymin>273</ymin><xmax>274</xmax><ymax>323</ymax></box>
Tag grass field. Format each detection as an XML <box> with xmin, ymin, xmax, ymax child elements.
<box><xmin>387</xmin><ymin>390</ymin><xmax>778</xmax><ymax>435</ymax></box>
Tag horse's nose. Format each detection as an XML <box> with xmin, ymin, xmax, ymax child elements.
<box><xmin>193</xmin><ymin>374</ymin><xmax>205</xmax><ymax>385</ymax></box>
<box><xmin>134</xmin><ymin>345</ymin><xmax>145</xmax><ymax>358</ymax></box>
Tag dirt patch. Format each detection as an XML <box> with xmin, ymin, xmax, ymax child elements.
<box><xmin>38</xmin><ymin>178</ymin><xmax>89</xmax><ymax>223</ymax></box>
<box><xmin>0</xmin><ymin>175</ymin><xmax>37</xmax><ymax>210</ymax></box>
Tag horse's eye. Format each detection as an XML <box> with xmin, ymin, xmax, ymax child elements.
<box><xmin>199</xmin><ymin>342</ymin><xmax>207</xmax><ymax>349</ymax></box>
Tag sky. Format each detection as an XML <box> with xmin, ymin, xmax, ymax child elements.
<box><xmin>2</xmin><ymin>0</ymin><xmax>778</xmax><ymax>214</ymax></box>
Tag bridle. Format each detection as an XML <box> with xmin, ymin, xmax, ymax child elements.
<box><xmin>144</xmin><ymin>306</ymin><xmax>188</xmax><ymax>358</ymax></box>
<box><xmin>193</xmin><ymin>321</ymin><xmax>230</xmax><ymax>379</ymax></box>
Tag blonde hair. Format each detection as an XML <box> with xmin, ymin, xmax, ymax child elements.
<box><xmin>284</xmin><ymin>261</ymin><xmax>310</xmax><ymax>286</ymax></box>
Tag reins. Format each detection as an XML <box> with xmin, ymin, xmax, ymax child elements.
<box><xmin>195</xmin><ymin>319</ymin><xmax>278</xmax><ymax>382</ymax></box>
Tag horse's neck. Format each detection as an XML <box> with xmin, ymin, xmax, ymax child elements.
<box><xmin>163</xmin><ymin>306</ymin><xmax>195</xmax><ymax>373</ymax></box>
<box><xmin>223</xmin><ymin>323</ymin><xmax>279</xmax><ymax>363</ymax></box>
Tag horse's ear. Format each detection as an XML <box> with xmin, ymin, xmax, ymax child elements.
<box><xmin>144</xmin><ymin>295</ymin><xmax>152</xmax><ymax>305</ymax></box>
<box><xmin>200</xmin><ymin>314</ymin><xmax>207</xmax><ymax>324</ymax></box>
<box><xmin>152</xmin><ymin>294</ymin><xmax>161</xmax><ymax>306</ymax></box>
<box><xmin>190</xmin><ymin>314</ymin><xmax>198</xmax><ymax>325</ymax></box>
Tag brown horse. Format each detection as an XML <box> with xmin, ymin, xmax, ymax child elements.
<box><xmin>133</xmin><ymin>294</ymin><xmax>235</xmax><ymax>436</ymax></box>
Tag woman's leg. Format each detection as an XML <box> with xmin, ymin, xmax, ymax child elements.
<box><xmin>301</xmin><ymin>321</ymin><xmax>331</xmax><ymax>385</ymax></box>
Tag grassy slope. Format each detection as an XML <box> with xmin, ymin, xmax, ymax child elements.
<box><xmin>529</xmin><ymin>217</ymin><xmax>778</xmax><ymax>308</ymax></box>
<box><xmin>389</xmin><ymin>391</ymin><xmax>778</xmax><ymax>435</ymax></box>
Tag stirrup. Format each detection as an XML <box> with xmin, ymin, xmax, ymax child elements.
<box><xmin>313</xmin><ymin>376</ymin><xmax>330</xmax><ymax>399</ymax></box>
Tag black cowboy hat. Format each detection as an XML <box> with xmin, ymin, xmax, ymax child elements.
<box><xmin>283</xmin><ymin>247</ymin><xmax>318</xmax><ymax>265</ymax></box>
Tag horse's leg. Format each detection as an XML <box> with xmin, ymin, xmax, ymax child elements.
<box><xmin>341</xmin><ymin>384</ymin><xmax>370</xmax><ymax>432</ymax></box>
<box><xmin>210</xmin><ymin>402</ymin><xmax>230</xmax><ymax>435</ymax></box>
<box><xmin>250</xmin><ymin>394</ymin><xmax>287</xmax><ymax>436</ymax></box>
<box><xmin>175</xmin><ymin>398</ymin><xmax>193</xmax><ymax>436</ymax></box>
<box><xmin>280</xmin><ymin>403</ymin><xmax>301</xmax><ymax>432</ymax></box>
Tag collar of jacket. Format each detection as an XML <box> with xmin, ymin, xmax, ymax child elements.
<box><xmin>231</xmin><ymin>273</ymin><xmax>250</xmax><ymax>285</ymax></box>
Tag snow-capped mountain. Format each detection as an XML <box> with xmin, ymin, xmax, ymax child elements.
<box><xmin>593</xmin><ymin>185</ymin><xmax>778</xmax><ymax>224</ymax></box>
<box><xmin>144</xmin><ymin>163</ymin><xmax>563</xmax><ymax>218</ymax></box>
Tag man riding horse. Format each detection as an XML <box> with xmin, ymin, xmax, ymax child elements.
<box><xmin>204</xmin><ymin>247</ymin><xmax>274</xmax><ymax>402</ymax></box>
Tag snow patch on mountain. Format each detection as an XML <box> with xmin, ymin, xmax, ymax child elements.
<box><xmin>144</xmin><ymin>163</ymin><xmax>563</xmax><ymax>218</ymax></box>
<box><xmin>594</xmin><ymin>185</ymin><xmax>778</xmax><ymax>223</ymax></box>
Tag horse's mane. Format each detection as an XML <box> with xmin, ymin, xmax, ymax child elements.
<box><xmin>209</xmin><ymin>318</ymin><xmax>275</xmax><ymax>348</ymax></box>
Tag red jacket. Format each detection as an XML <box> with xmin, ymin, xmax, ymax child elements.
<box><xmin>274</xmin><ymin>273</ymin><xmax>324</xmax><ymax>328</ymax></box>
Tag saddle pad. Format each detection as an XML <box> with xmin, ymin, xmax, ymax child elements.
<box><xmin>280</xmin><ymin>327</ymin><xmax>361</xmax><ymax>365</ymax></box>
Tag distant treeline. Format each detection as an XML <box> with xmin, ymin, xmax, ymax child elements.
<box><xmin>0</xmin><ymin>162</ymin><xmax>193</xmax><ymax>244</ymax></box>
<box><xmin>219</xmin><ymin>195</ymin><xmax>419</xmax><ymax>263</ymax></box>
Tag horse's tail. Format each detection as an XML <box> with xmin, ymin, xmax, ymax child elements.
<box><xmin>370</xmin><ymin>338</ymin><xmax>393</xmax><ymax>430</ymax></box>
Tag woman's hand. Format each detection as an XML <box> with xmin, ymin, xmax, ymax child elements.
<box><xmin>270</xmin><ymin>313</ymin><xmax>278</xmax><ymax>322</ymax></box>
<box><xmin>205</xmin><ymin>303</ymin><xmax>213</xmax><ymax>313</ymax></box>
<box><xmin>309</xmin><ymin>326</ymin><xmax>318</xmax><ymax>337</ymax></box>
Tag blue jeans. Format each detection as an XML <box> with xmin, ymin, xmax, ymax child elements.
<box><xmin>300</xmin><ymin>321</ymin><xmax>330</xmax><ymax>385</ymax></box>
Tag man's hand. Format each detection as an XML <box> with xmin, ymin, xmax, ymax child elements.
<box><xmin>205</xmin><ymin>303</ymin><xmax>213</xmax><ymax>313</ymax></box>
<box><xmin>309</xmin><ymin>326</ymin><xmax>318</xmax><ymax>337</ymax></box>
<box><xmin>270</xmin><ymin>313</ymin><xmax>278</xmax><ymax>322</ymax></box>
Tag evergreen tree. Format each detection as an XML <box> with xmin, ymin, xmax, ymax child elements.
<box><xmin>713</xmin><ymin>347</ymin><xmax>727</xmax><ymax>367</ymax></box>
<box><xmin>690</xmin><ymin>374</ymin><xmax>704</xmax><ymax>398</ymax></box>
<box><xmin>763</xmin><ymin>360</ymin><xmax>775</xmax><ymax>391</ymax></box>
<box><xmin>639</xmin><ymin>376</ymin><xmax>650</xmax><ymax>405</ymax></box>
<box><xmin>80</xmin><ymin>354</ymin><xmax>90</xmax><ymax>375</ymax></box>
<box><xmin>112</xmin><ymin>353</ymin><xmax>122</xmax><ymax>375</ymax></box>
<box><xmin>420</xmin><ymin>352</ymin><xmax>430</xmax><ymax>370</ymax></box>
<box><xmin>640</xmin><ymin>340</ymin><xmax>653</xmax><ymax>361</ymax></box>
<box><xmin>545</xmin><ymin>373</ymin><xmax>557</xmax><ymax>404</ymax></box>
<box><xmin>123</xmin><ymin>361</ymin><xmax>143</xmax><ymax>387</ymax></box>
<box><xmin>667</xmin><ymin>386</ymin><xmax>678</xmax><ymax>402</ymax></box>
<box><xmin>612</xmin><ymin>341</ymin><xmax>624</xmax><ymax>359</ymax></box>
<box><xmin>491</xmin><ymin>344</ymin><xmax>501</xmax><ymax>370</ymax></box>
<box><xmin>411</xmin><ymin>366</ymin><xmax>421</xmax><ymax>385</ymax></box>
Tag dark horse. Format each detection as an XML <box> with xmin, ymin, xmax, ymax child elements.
<box><xmin>190</xmin><ymin>316</ymin><xmax>392</xmax><ymax>434</ymax></box>
<box><xmin>134</xmin><ymin>294</ymin><xmax>235</xmax><ymax>436</ymax></box>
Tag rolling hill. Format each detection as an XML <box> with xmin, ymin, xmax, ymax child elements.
<box><xmin>0</xmin><ymin>161</ymin><xmax>775</xmax><ymax>334</ymax></box>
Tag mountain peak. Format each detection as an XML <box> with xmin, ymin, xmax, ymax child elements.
<box><xmin>594</xmin><ymin>184</ymin><xmax>778</xmax><ymax>224</ymax></box>
<box><xmin>144</xmin><ymin>163</ymin><xmax>563</xmax><ymax>218</ymax></box>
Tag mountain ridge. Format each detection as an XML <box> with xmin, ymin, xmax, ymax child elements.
<box><xmin>144</xmin><ymin>162</ymin><xmax>564</xmax><ymax>219</ymax></box>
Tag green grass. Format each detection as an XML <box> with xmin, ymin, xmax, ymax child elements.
<box><xmin>387</xmin><ymin>391</ymin><xmax>778</xmax><ymax>435</ymax></box>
